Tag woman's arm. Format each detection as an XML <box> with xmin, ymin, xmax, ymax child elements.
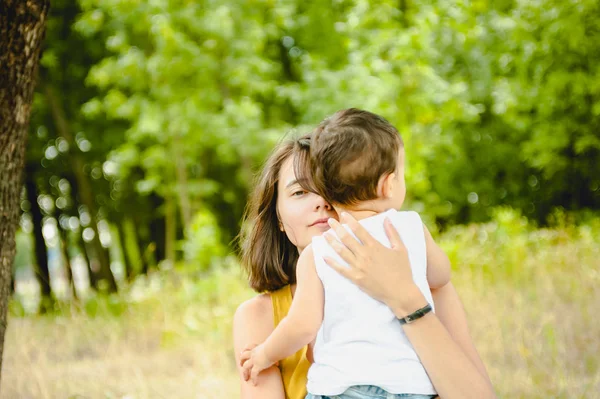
<box><xmin>423</xmin><ymin>223</ymin><xmax>491</xmax><ymax>381</ymax></box>
<box><xmin>233</xmin><ymin>296</ymin><xmax>286</xmax><ymax>399</ymax></box>
<box><xmin>241</xmin><ymin>247</ymin><xmax>324</xmax><ymax>384</ymax></box>
<box><xmin>431</xmin><ymin>281</ymin><xmax>491</xmax><ymax>382</ymax></box>
<box><xmin>392</xmin><ymin>291</ymin><xmax>495</xmax><ymax>399</ymax></box>
<box><xmin>323</xmin><ymin>213</ymin><xmax>496</xmax><ymax>399</ymax></box>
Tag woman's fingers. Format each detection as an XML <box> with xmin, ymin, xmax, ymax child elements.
<box><xmin>324</xmin><ymin>231</ymin><xmax>357</xmax><ymax>265</ymax></box>
<box><xmin>340</xmin><ymin>212</ymin><xmax>378</xmax><ymax>248</ymax></box>
<box><xmin>324</xmin><ymin>256</ymin><xmax>356</xmax><ymax>281</ymax></box>
<box><xmin>384</xmin><ymin>217</ymin><xmax>407</xmax><ymax>252</ymax></box>
<box><xmin>327</xmin><ymin>218</ymin><xmax>363</xmax><ymax>258</ymax></box>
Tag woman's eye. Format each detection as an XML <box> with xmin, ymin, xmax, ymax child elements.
<box><xmin>292</xmin><ymin>190</ymin><xmax>306</xmax><ymax>197</ymax></box>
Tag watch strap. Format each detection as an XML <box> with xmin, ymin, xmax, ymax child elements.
<box><xmin>398</xmin><ymin>303</ymin><xmax>432</xmax><ymax>325</ymax></box>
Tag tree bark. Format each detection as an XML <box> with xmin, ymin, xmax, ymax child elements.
<box><xmin>0</xmin><ymin>0</ymin><xmax>50</xmax><ymax>382</ymax></box>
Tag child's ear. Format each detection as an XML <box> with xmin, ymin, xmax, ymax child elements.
<box><xmin>377</xmin><ymin>173</ymin><xmax>395</xmax><ymax>198</ymax></box>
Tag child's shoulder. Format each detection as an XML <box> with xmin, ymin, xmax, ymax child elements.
<box><xmin>297</xmin><ymin>243</ymin><xmax>316</xmax><ymax>269</ymax></box>
<box><xmin>387</xmin><ymin>209</ymin><xmax>423</xmax><ymax>224</ymax></box>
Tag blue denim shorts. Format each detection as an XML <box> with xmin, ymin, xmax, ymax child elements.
<box><xmin>305</xmin><ymin>385</ymin><xmax>438</xmax><ymax>399</ymax></box>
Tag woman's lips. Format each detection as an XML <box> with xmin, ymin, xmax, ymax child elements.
<box><xmin>310</xmin><ymin>218</ymin><xmax>329</xmax><ymax>227</ymax></box>
<box><xmin>310</xmin><ymin>218</ymin><xmax>330</xmax><ymax>227</ymax></box>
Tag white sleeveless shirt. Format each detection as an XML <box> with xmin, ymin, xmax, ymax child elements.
<box><xmin>306</xmin><ymin>209</ymin><xmax>437</xmax><ymax>396</ymax></box>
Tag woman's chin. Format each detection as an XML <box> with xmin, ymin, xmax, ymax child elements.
<box><xmin>310</xmin><ymin>222</ymin><xmax>331</xmax><ymax>234</ymax></box>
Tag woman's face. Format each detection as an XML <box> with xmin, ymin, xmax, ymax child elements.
<box><xmin>276</xmin><ymin>156</ymin><xmax>338</xmax><ymax>252</ymax></box>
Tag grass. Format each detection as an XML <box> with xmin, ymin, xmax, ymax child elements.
<box><xmin>3</xmin><ymin>210</ymin><xmax>599</xmax><ymax>398</ymax></box>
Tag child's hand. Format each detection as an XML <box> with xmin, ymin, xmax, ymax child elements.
<box><xmin>239</xmin><ymin>343</ymin><xmax>274</xmax><ymax>385</ymax></box>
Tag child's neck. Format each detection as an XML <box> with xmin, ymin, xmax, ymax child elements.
<box><xmin>335</xmin><ymin>202</ymin><xmax>390</xmax><ymax>221</ymax></box>
<box><xmin>340</xmin><ymin>209</ymin><xmax>378</xmax><ymax>221</ymax></box>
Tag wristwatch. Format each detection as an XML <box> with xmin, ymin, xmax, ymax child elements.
<box><xmin>398</xmin><ymin>303</ymin><xmax>433</xmax><ymax>325</ymax></box>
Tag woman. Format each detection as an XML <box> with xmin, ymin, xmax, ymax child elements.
<box><xmin>234</xmin><ymin>137</ymin><xmax>495</xmax><ymax>399</ymax></box>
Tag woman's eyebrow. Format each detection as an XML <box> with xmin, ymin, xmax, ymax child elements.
<box><xmin>286</xmin><ymin>178</ymin><xmax>311</xmax><ymax>189</ymax></box>
<box><xmin>285</xmin><ymin>179</ymin><xmax>299</xmax><ymax>189</ymax></box>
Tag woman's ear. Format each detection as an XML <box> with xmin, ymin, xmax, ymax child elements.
<box><xmin>376</xmin><ymin>173</ymin><xmax>395</xmax><ymax>199</ymax></box>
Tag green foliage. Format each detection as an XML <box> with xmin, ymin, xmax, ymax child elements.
<box><xmin>83</xmin><ymin>293</ymin><xmax>128</xmax><ymax>318</ymax></box>
<box><xmin>69</xmin><ymin>0</ymin><xmax>600</xmax><ymax>229</ymax></box>
<box><xmin>440</xmin><ymin>206</ymin><xmax>600</xmax><ymax>295</ymax></box>
<box><xmin>21</xmin><ymin>0</ymin><xmax>600</xmax><ymax>293</ymax></box>
<box><xmin>13</xmin><ymin>231</ymin><xmax>33</xmax><ymax>272</ymax></box>
<box><xmin>181</xmin><ymin>209</ymin><xmax>227</xmax><ymax>271</ymax></box>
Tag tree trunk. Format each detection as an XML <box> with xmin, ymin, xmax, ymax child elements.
<box><xmin>24</xmin><ymin>168</ymin><xmax>52</xmax><ymax>306</ymax></box>
<box><xmin>0</xmin><ymin>0</ymin><xmax>50</xmax><ymax>382</ymax></box>
<box><xmin>57</xmin><ymin>219</ymin><xmax>76</xmax><ymax>300</ymax></box>
<box><xmin>165</xmin><ymin>195</ymin><xmax>176</xmax><ymax>267</ymax></box>
<box><xmin>116</xmin><ymin>222</ymin><xmax>133</xmax><ymax>281</ymax></box>
<box><xmin>173</xmin><ymin>136</ymin><xmax>192</xmax><ymax>231</ymax></box>
<box><xmin>43</xmin><ymin>83</ymin><xmax>117</xmax><ymax>292</ymax></box>
<box><xmin>76</xmin><ymin>231</ymin><xmax>97</xmax><ymax>290</ymax></box>
<box><xmin>123</xmin><ymin>217</ymin><xmax>145</xmax><ymax>279</ymax></box>
<box><xmin>62</xmin><ymin>174</ymin><xmax>98</xmax><ymax>290</ymax></box>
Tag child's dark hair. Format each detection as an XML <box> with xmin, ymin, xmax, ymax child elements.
<box><xmin>295</xmin><ymin>108</ymin><xmax>403</xmax><ymax>207</ymax></box>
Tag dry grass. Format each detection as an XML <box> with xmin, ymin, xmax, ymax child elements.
<box><xmin>3</xmin><ymin>213</ymin><xmax>599</xmax><ymax>398</ymax></box>
<box><xmin>2</xmin><ymin>269</ymin><xmax>244</xmax><ymax>399</ymax></box>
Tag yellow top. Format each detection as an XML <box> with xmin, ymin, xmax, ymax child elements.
<box><xmin>270</xmin><ymin>284</ymin><xmax>310</xmax><ymax>399</ymax></box>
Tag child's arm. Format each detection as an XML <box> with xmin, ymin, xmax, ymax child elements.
<box><xmin>423</xmin><ymin>223</ymin><xmax>452</xmax><ymax>289</ymax></box>
<box><xmin>240</xmin><ymin>245</ymin><xmax>324</xmax><ymax>385</ymax></box>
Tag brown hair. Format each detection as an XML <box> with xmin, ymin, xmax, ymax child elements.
<box><xmin>239</xmin><ymin>139</ymin><xmax>301</xmax><ymax>292</ymax></box>
<box><xmin>295</xmin><ymin>108</ymin><xmax>403</xmax><ymax>206</ymax></box>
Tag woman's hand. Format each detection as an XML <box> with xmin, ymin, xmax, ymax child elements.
<box><xmin>324</xmin><ymin>213</ymin><xmax>497</xmax><ymax>398</ymax></box>
<box><xmin>324</xmin><ymin>212</ymin><xmax>427</xmax><ymax>317</ymax></box>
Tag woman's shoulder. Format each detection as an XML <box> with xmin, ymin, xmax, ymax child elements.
<box><xmin>233</xmin><ymin>293</ymin><xmax>275</xmax><ymax>346</ymax></box>
<box><xmin>234</xmin><ymin>293</ymin><xmax>273</xmax><ymax>326</ymax></box>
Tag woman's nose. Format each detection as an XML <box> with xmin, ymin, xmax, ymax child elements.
<box><xmin>314</xmin><ymin>195</ymin><xmax>332</xmax><ymax>211</ymax></box>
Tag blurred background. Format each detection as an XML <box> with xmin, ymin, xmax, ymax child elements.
<box><xmin>3</xmin><ymin>0</ymin><xmax>599</xmax><ymax>398</ymax></box>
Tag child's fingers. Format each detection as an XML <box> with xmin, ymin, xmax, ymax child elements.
<box><xmin>384</xmin><ymin>217</ymin><xmax>406</xmax><ymax>252</ymax></box>
<box><xmin>241</xmin><ymin>358</ymin><xmax>253</xmax><ymax>381</ymax></box>
<box><xmin>250</xmin><ymin>367</ymin><xmax>260</xmax><ymax>386</ymax></box>
<box><xmin>242</xmin><ymin>343</ymin><xmax>258</xmax><ymax>352</ymax></box>
<box><xmin>239</xmin><ymin>349</ymin><xmax>252</xmax><ymax>367</ymax></box>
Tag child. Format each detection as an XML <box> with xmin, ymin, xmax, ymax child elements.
<box><xmin>241</xmin><ymin>108</ymin><xmax>451</xmax><ymax>398</ymax></box>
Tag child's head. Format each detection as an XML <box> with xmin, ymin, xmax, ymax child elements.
<box><xmin>295</xmin><ymin>108</ymin><xmax>406</xmax><ymax>212</ymax></box>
